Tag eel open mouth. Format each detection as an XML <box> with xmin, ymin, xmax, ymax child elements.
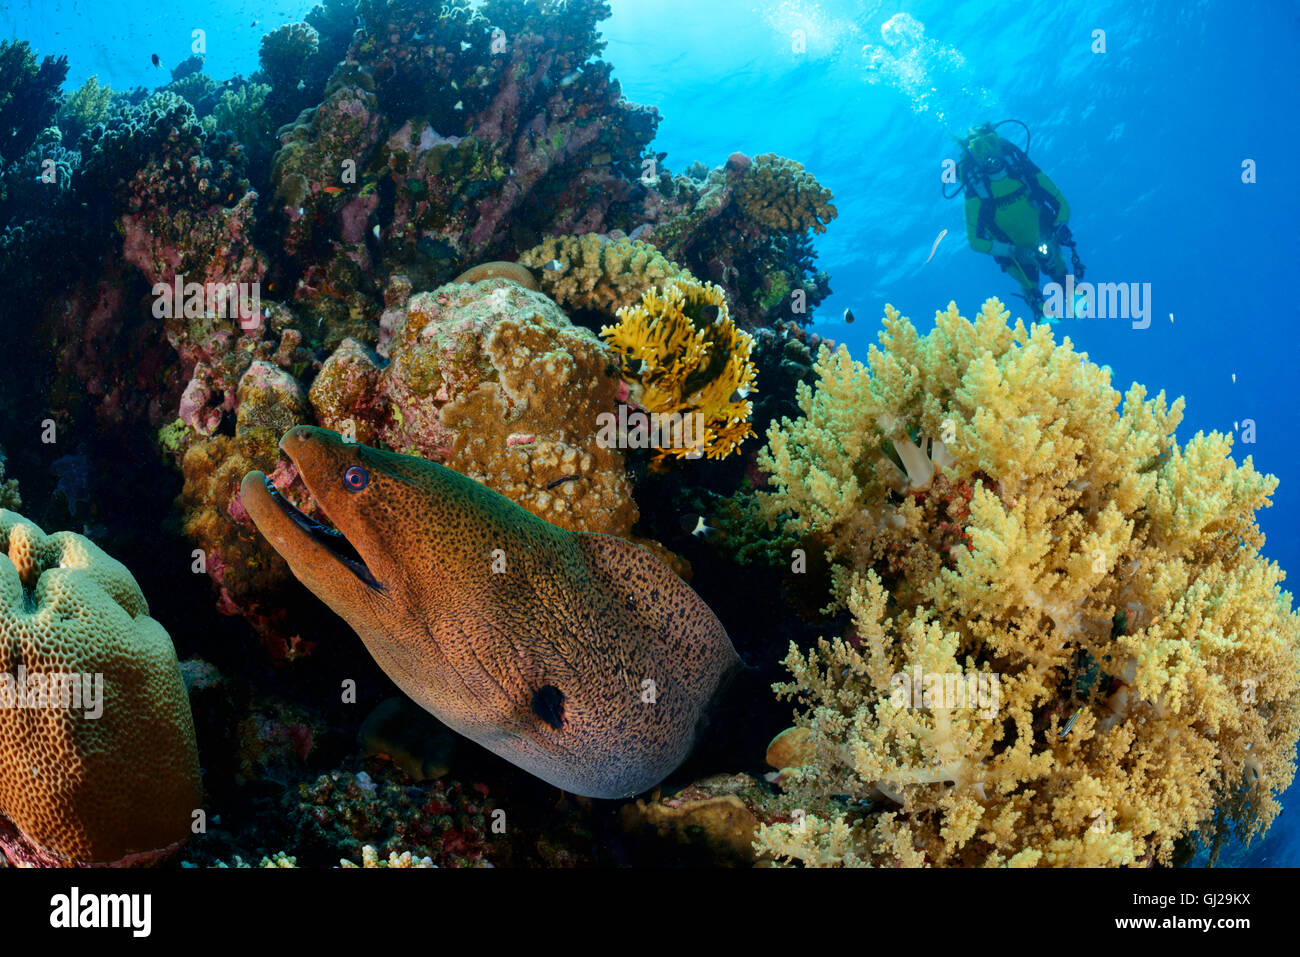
<box><xmin>263</xmin><ymin>475</ymin><xmax>385</xmax><ymax>592</ymax></box>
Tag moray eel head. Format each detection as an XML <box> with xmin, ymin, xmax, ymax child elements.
<box><xmin>241</xmin><ymin>426</ymin><xmax>741</xmax><ymax>799</ymax></box>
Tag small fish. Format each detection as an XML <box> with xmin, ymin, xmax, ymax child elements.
<box><xmin>1169</xmin><ymin>313</ymin><xmax>1175</xmax><ymax>322</ymax></box>
<box><xmin>1058</xmin><ymin>707</ymin><xmax>1082</xmax><ymax>739</ymax></box>
<box><xmin>729</xmin><ymin>386</ymin><xmax>751</xmax><ymax>403</ymax></box>
<box><xmin>323</xmin><ymin>186</ymin><xmax>343</xmax><ymax>195</ymax></box>
<box><xmin>454</xmin><ymin>100</ymin><xmax>464</xmax><ymax>111</ymax></box>
<box><xmin>411</xmin><ymin>31</ymin><xmax>427</xmax><ymax>42</ymax></box>
<box><xmin>680</xmin><ymin>514</ymin><xmax>716</xmax><ymax>540</ymax></box>
<box><xmin>925</xmin><ymin>227</ymin><xmax>948</xmax><ymax>264</ymax></box>
<box><xmin>843</xmin><ymin>308</ymin><xmax>855</xmax><ymax>324</ymax></box>
<box><xmin>297</xmin><ymin>79</ymin><xmax>305</xmax><ymax>90</ymax></box>
<box><xmin>371</xmin><ymin>224</ymin><xmax>382</xmax><ymax>240</ymax></box>
<box><xmin>559</xmin><ymin>70</ymin><xmax>582</xmax><ymax>87</ymax></box>
<box><xmin>250</xmin><ymin>19</ymin><xmax>259</xmax><ymax>27</ymax></box>
<box><xmin>545</xmin><ymin>474</ymin><xmax>579</xmax><ymax>490</ymax></box>
<box><xmin>700</xmin><ymin>304</ymin><xmax>720</xmax><ymax>323</ymax></box>
<box><xmin>151</xmin><ymin>53</ymin><xmax>161</xmax><ymax>67</ymax></box>
<box><xmin>1232</xmin><ymin>373</ymin><xmax>1237</xmax><ymax>383</ymax></box>
<box><xmin>542</xmin><ymin>259</ymin><xmax>565</xmax><ymax>272</ymax></box>
<box><xmin>460</xmin><ymin>41</ymin><xmax>472</xmax><ymax>51</ymax></box>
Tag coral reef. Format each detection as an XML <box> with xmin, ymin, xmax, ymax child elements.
<box><xmin>620</xmin><ymin>774</ymin><xmax>764</xmax><ymax>866</ymax></box>
<box><xmin>601</xmin><ymin>276</ymin><xmax>758</xmax><ymax>463</ymax></box>
<box><xmin>270</xmin><ymin>0</ymin><xmax>662</xmax><ymax>312</ymax></box>
<box><xmin>519</xmin><ymin>232</ymin><xmax>687</xmax><ymax>317</ymax></box>
<box><xmin>0</xmin><ymin>447</ymin><xmax>18</xmax><ymax>510</ymax></box>
<box><xmin>0</xmin><ymin>40</ymin><xmax>68</xmax><ymax>173</ymax></box>
<box><xmin>287</xmin><ymin>769</ymin><xmax>499</xmax><ymax>867</ymax></box>
<box><xmin>311</xmin><ymin>276</ymin><xmax>640</xmax><ymax>537</ymax></box>
<box><xmin>751</xmin><ymin>298</ymin><xmax>1300</xmax><ymax>867</ymax></box>
<box><xmin>0</xmin><ymin>510</ymin><xmax>202</xmax><ymax>866</ymax></box>
<box><xmin>57</xmin><ymin>74</ymin><xmax>112</xmax><ymax>143</ymax></box>
<box><xmin>176</xmin><ymin>423</ymin><xmax>316</xmax><ymax>663</ymax></box>
<box><xmin>166</xmin><ymin>73</ymin><xmax>218</xmax><ymax>112</ymax></box>
<box><xmin>637</xmin><ymin>152</ymin><xmax>836</xmax><ymax>327</ymax></box>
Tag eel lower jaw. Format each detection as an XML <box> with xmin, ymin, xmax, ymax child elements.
<box><xmin>263</xmin><ymin>475</ymin><xmax>385</xmax><ymax>593</ymax></box>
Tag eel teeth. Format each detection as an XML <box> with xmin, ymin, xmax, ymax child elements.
<box><xmin>265</xmin><ymin>477</ymin><xmax>385</xmax><ymax>592</ymax></box>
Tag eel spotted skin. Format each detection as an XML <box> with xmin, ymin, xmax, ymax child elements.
<box><xmin>241</xmin><ymin>426</ymin><xmax>740</xmax><ymax>798</ymax></box>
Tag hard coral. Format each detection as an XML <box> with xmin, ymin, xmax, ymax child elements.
<box><xmin>0</xmin><ymin>510</ymin><xmax>201</xmax><ymax>866</ymax></box>
<box><xmin>638</xmin><ymin>153</ymin><xmax>836</xmax><ymax>328</ymax></box>
<box><xmin>311</xmin><ymin>276</ymin><xmax>640</xmax><ymax>537</ymax></box>
<box><xmin>289</xmin><ymin>769</ymin><xmax>498</xmax><ymax>867</ymax></box>
<box><xmin>0</xmin><ymin>447</ymin><xmax>18</xmax><ymax>510</ymax></box>
<box><xmin>601</xmin><ymin>276</ymin><xmax>758</xmax><ymax>464</ymax></box>
<box><xmin>519</xmin><ymin>233</ymin><xmax>687</xmax><ymax>317</ymax></box>
<box><xmin>57</xmin><ymin>74</ymin><xmax>112</xmax><ymax>143</ymax></box>
<box><xmin>0</xmin><ymin>40</ymin><xmax>68</xmax><ymax>166</ymax></box>
<box><xmin>735</xmin><ymin>153</ymin><xmax>838</xmax><ymax>235</ymax></box>
<box><xmin>753</xmin><ymin>298</ymin><xmax>1300</xmax><ymax>867</ymax></box>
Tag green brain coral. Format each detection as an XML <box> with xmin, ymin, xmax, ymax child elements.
<box><xmin>753</xmin><ymin>297</ymin><xmax>1300</xmax><ymax>867</ymax></box>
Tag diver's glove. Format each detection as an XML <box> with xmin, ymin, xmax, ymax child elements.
<box><xmin>1056</xmin><ymin>223</ymin><xmax>1074</xmax><ymax>244</ymax></box>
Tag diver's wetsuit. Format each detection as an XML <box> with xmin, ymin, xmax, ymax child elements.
<box><xmin>961</xmin><ymin>134</ymin><xmax>1073</xmax><ymax>314</ymax></box>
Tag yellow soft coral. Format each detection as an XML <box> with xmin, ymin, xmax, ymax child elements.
<box><xmin>519</xmin><ymin>233</ymin><xmax>687</xmax><ymax>316</ymax></box>
<box><xmin>601</xmin><ymin>277</ymin><xmax>758</xmax><ymax>463</ymax></box>
<box><xmin>753</xmin><ymin>297</ymin><xmax>1300</xmax><ymax>867</ymax></box>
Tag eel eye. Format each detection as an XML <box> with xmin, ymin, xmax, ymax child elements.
<box><xmin>343</xmin><ymin>465</ymin><xmax>369</xmax><ymax>491</ymax></box>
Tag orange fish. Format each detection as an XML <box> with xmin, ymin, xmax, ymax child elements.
<box><xmin>926</xmin><ymin>228</ymin><xmax>948</xmax><ymax>264</ymax></box>
<box><xmin>323</xmin><ymin>186</ymin><xmax>343</xmax><ymax>195</ymax></box>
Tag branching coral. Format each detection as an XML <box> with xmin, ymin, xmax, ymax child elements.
<box><xmin>637</xmin><ymin>153</ymin><xmax>837</xmax><ymax>327</ymax></box>
<box><xmin>0</xmin><ymin>40</ymin><xmax>68</xmax><ymax>167</ymax></box>
<box><xmin>519</xmin><ymin>233</ymin><xmax>687</xmax><ymax>316</ymax></box>
<box><xmin>57</xmin><ymin>74</ymin><xmax>112</xmax><ymax>143</ymax></box>
<box><xmin>735</xmin><ymin>153</ymin><xmax>838</xmax><ymax>235</ymax></box>
<box><xmin>601</xmin><ymin>276</ymin><xmax>758</xmax><ymax>463</ymax></box>
<box><xmin>752</xmin><ymin>297</ymin><xmax>1300</xmax><ymax>867</ymax></box>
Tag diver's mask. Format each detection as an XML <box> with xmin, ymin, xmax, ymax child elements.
<box><xmin>967</xmin><ymin>129</ymin><xmax>1007</xmax><ymax>177</ymax></box>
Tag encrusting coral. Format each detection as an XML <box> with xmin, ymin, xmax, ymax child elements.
<box><xmin>0</xmin><ymin>510</ymin><xmax>202</xmax><ymax>866</ymax></box>
<box><xmin>519</xmin><ymin>233</ymin><xmax>687</xmax><ymax>317</ymax></box>
<box><xmin>601</xmin><ymin>276</ymin><xmax>758</xmax><ymax>464</ymax></box>
<box><xmin>311</xmin><ymin>276</ymin><xmax>639</xmax><ymax>538</ymax></box>
<box><xmin>752</xmin><ymin>297</ymin><xmax>1300</xmax><ymax>867</ymax></box>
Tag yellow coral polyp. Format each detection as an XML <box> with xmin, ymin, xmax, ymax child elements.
<box><xmin>753</xmin><ymin>297</ymin><xmax>1300</xmax><ymax>868</ymax></box>
<box><xmin>601</xmin><ymin>277</ymin><xmax>758</xmax><ymax>463</ymax></box>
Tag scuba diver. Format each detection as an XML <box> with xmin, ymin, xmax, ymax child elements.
<box><xmin>947</xmin><ymin>120</ymin><xmax>1086</xmax><ymax>318</ymax></box>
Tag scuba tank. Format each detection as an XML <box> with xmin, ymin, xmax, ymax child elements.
<box><xmin>945</xmin><ymin>119</ymin><xmax>1086</xmax><ymax>280</ymax></box>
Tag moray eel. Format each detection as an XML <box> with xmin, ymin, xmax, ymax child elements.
<box><xmin>240</xmin><ymin>426</ymin><xmax>740</xmax><ymax>798</ymax></box>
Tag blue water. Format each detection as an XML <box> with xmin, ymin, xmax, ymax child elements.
<box><xmin>4</xmin><ymin>0</ymin><xmax>1297</xmax><ymax>865</ymax></box>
